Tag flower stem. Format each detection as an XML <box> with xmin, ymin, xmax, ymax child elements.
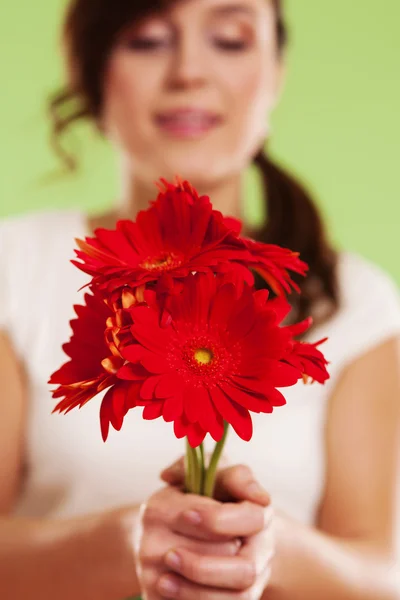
<box><xmin>185</xmin><ymin>440</ymin><xmax>202</xmax><ymax>494</ymax></box>
<box><xmin>199</xmin><ymin>443</ymin><xmax>206</xmax><ymax>495</ymax></box>
<box><xmin>184</xmin><ymin>440</ymin><xmax>192</xmax><ymax>492</ymax></box>
<box><xmin>203</xmin><ymin>422</ymin><xmax>229</xmax><ymax>498</ymax></box>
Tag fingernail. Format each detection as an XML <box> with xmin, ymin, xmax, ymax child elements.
<box><xmin>158</xmin><ymin>575</ymin><xmax>179</xmax><ymax>597</ymax></box>
<box><xmin>234</xmin><ymin>537</ymin><xmax>243</xmax><ymax>550</ymax></box>
<box><xmin>183</xmin><ymin>510</ymin><xmax>202</xmax><ymax>524</ymax></box>
<box><xmin>165</xmin><ymin>550</ymin><xmax>182</xmax><ymax>569</ymax></box>
<box><xmin>228</xmin><ymin>538</ymin><xmax>243</xmax><ymax>555</ymax></box>
<box><xmin>246</xmin><ymin>482</ymin><xmax>270</xmax><ymax>504</ymax></box>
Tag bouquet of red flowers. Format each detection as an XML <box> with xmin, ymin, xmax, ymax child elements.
<box><xmin>49</xmin><ymin>178</ymin><xmax>329</xmax><ymax>595</ymax></box>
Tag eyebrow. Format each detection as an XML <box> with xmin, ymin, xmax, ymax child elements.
<box><xmin>210</xmin><ymin>3</ymin><xmax>256</xmax><ymax>17</ymax></box>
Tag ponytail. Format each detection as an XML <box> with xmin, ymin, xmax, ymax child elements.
<box><xmin>252</xmin><ymin>150</ymin><xmax>339</xmax><ymax>327</ymax></box>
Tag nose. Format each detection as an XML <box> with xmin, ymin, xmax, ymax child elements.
<box><xmin>166</xmin><ymin>31</ymin><xmax>209</xmax><ymax>91</ymax></box>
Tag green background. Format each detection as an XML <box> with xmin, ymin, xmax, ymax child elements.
<box><xmin>1</xmin><ymin>1</ymin><xmax>399</xmax><ymax>280</ymax></box>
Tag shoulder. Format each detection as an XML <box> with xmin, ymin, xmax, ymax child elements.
<box><xmin>0</xmin><ymin>208</ymin><xmax>87</xmax><ymax>272</ymax></box>
<box><xmin>312</xmin><ymin>252</ymin><xmax>400</xmax><ymax>376</ymax></box>
<box><xmin>337</xmin><ymin>252</ymin><xmax>400</xmax><ymax>305</ymax></box>
<box><xmin>336</xmin><ymin>252</ymin><xmax>400</xmax><ymax>330</ymax></box>
<box><xmin>0</xmin><ymin>210</ymin><xmax>87</xmax><ymax>332</ymax></box>
<box><xmin>0</xmin><ymin>209</ymin><xmax>86</xmax><ymax>245</ymax></box>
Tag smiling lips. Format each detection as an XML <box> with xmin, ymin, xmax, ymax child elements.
<box><xmin>155</xmin><ymin>108</ymin><xmax>222</xmax><ymax>138</ymax></box>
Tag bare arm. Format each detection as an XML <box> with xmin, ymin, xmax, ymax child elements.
<box><xmin>0</xmin><ymin>331</ymin><xmax>141</xmax><ymax>600</ymax></box>
<box><xmin>263</xmin><ymin>337</ymin><xmax>400</xmax><ymax>600</ymax></box>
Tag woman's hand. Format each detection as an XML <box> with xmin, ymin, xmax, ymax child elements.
<box><xmin>161</xmin><ymin>458</ymin><xmax>271</xmax><ymax>506</ymax></box>
<box><xmin>135</xmin><ymin>462</ymin><xmax>274</xmax><ymax>600</ymax></box>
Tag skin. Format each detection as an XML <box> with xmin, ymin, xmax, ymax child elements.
<box><xmin>1</xmin><ymin>0</ymin><xmax>399</xmax><ymax>598</ymax></box>
<box><xmin>94</xmin><ymin>0</ymin><xmax>283</xmax><ymax>227</ymax></box>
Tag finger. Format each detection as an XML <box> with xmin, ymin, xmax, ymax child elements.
<box><xmin>163</xmin><ymin>547</ymin><xmax>256</xmax><ymax>590</ymax></box>
<box><xmin>238</xmin><ymin>519</ymin><xmax>275</xmax><ymax>574</ymax></box>
<box><xmin>143</xmin><ymin>485</ymin><xmax>219</xmax><ymax>530</ymax></box>
<box><xmin>157</xmin><ymin>573</ymin><xmax>247</xmax><ymax>600</ymax></box>
<box><xmin>161</xmin><ymin>462</ymin><xmax>270</xmax><ymax>507</ymax></box>
<box><xmin>160</xmin><ymin>454</ymin><xmax>230</xmax><ymax>487</ymax></box>
<box><xmin>160</xmin><ymin>458</ymin><xmax>185</xmax><ymax>486</ymax></box>
<box><xmin>184</xmin><ymin>537</ymin><xmax>242</xmax><ymax>558</ymax></box>
<box><xmin>214</xmin><ymin>465</ymin><xmax>271</xmax><ymax>507</ymax></box>
<box><xmin>174</xmin><ymin>501</ymin><xmax>270</xmax><ymax>541</ymax></box>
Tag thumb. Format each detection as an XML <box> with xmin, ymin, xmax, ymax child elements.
<box><xmin>214</xmin><ymin>465</ymin><xmax>270</xmax><ymax>506</ymax></box>
<box><xmin>161</xmin><ymin>460</ymin><xmax>269</xmax><ymax>507</ymax></box>
<box><xmin>160</xmin><ymin>457</ymin><xmax>185</xmax><ymax>486</ymax></box>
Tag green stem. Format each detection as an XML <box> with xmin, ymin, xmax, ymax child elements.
<box><xmin>186</xmin><ymin>440</ymin><xmax>202</xmax><ymax>494</ymax></box>
<box><xmin>184</xmin><ymin>439</ymin><xmax>193</xmax><ymax>493</ymax></box>
<box><xmin>203</xmin><ymin>422</ymin><xmax>229</xmax><ymax>498</ymax></box>
<box><xmin>199</xmin><ymin>442</ymin><xmax>206</xmax><ymax>495</ymax></box>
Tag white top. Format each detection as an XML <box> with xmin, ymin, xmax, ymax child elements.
<box><xmin>1</xmin><ymin>210</ymin><xmax>400</xmax><ymax>524</ymax></box>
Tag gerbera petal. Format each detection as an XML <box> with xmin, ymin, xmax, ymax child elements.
<box><xmin>130</xmin><ymin>320</ymin><xmax>171</xmax><ymax>354</ymax></box>
<box><xmin>143</xmin><ymin>400</ymin><xmax>164</xmax><ymax>420</ymax></box>
<box><xmin>100</xmin><ymin>388</ymin><xmax>114</xmax><ymax>442</ymax></box>
<box><xmin>163</xmin><ymin>394</ymin><xmax>184</xmax><ymax>422</ymax></box>
<box><xmin>212</xmin><ymin>386</ymin><xmax>253</xmax><ymax>442</ymax></box>
<box><xmin>219</xmin><ymin>381</ymin><xmax>273</xmax><ymax>414</ymax></box>
<box><xmin>140</xmin><ymin>375</ymin><xmax>162</xmax><ymax>400</ymax></box>
<box><xmin>227</xmin><ymin>304</ymin><xmax>257</xmax><ymax>342</ymax></box>
<box><xmin>140</xmin><ymin>350</ymin><xmax>170</xmax><ymax>374</ymax></box>
<box><xmin>286</xmin><ymin>340</ymin><xmax>330</xmax><ymax>384</ymax></box>
<box><xmin>155</xmin><ymin>373</ymin><xmax>182</xmax><ymax>398</ymax></box>
<box><xmin>183</xmin><ymin>385</ymin><xmax>205</xmax><ymax>423</ymax></box>
<box><xmin>174</xmin><ymin>415</ymin><xmax>189</xmax><ymax>440</ymax></box>
<box><xmin>117</xmin><ymin>363</ymin><xmax>150</xmax><ymax>380</ymax></box>
<box><xmin>190</xmin><ymin>200</ymin><xmax>213</xmax><ymax>248</ymax></box>
<box><xmin>270</xmin><ymin>362</ymin><xmax>301</xmax><ymax>387</ymax></box>
<box><xmin>126</xmin><ymin>381</ymin><xmax>142</xmax><ymax>409</ymax></box>
<box><xmin>112</xmin><ymin>384</ymin><xmax>129</xmax><ymax>421</ymax></box>
<box><xmin>120</xmin><ymin>344</ymin><xmax>144</xmax><ymax>363</ymax></box>
<box><xmin>266</xmin><ymin>296</ymin><xmax>292</xmax><ymax>324</ymax></box>
<box><xmin>229</xmin><ymin>376</ymin><xmax>287</xmax><ymax>407</ymax></box>
<box><xmin>95</xmin><ymin>228</ymin><xmax>140</xmax><ymax>265</ymax></box>
<box><xmin>209</xmin><ymin>283</ymin><xmax>237</xmax><ymax>328</ymax></box>
<box><xmin>186</xmin><ymin>422</ymin><xmax>207</xmax><ymax>448</ymax></box>
<box><xmin>201</xmin><ymin>391</ymin><xmax>225</xmax><ymax>442</ymax></box>
<box><xmin>285</xmin><ymin>317</ymin><xmax>313</xmax><ymax>338</ymax></box>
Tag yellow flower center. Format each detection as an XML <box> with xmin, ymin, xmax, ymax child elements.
<box><xmin>194</xmin><ymin>348</ymin><xmax>214</xmax><ymax>365</ymax></box>
<box><xmin>141</xmin><ymin>253</ymin><xmax>180</xmax><ymax>272</ymax></box>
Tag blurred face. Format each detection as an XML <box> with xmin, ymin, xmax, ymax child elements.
<box><xmin>102</xmin><ymin>0</ymin><xmax>283</xmax><ymax>187</ymax></box>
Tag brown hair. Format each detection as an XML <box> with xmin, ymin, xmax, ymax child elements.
<box><xmin>50</xmin><ymin>0</ymin><xmax>339</xmax><ymax>327</ymax></box>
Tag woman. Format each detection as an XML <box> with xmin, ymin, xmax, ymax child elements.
<box><xmin>0</xmin><ymin>0</ymin><xmax>399</xmax><ymax>598</ymax></box>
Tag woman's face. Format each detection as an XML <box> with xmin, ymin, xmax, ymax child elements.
<box><xmin>102</xmin><ymin>0</ymin><xmax>283</xmax><ymax>187</ymax></box>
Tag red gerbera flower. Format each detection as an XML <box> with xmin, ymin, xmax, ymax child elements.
<box><xmin>114</xmin><ymin>273</ymin><xmax>328</xmax><ymax>447</ymax></box>
<box><xmin>49</xmin><ymin>290</ymin><xmax>142</xmax><ymax>441</ymax></box>
<box><xmin>73</xmin><ymin>179</ymin><xmax>247</xmax><ymax>294</ymax></box>
<box><xmin>243</xmin><ymin>238</ymin><xmax>308</xmax><ymax>296</ymax></box>
<box><xmin>285</xmin><ymin>339</ymin><xmax>329</xmax><ymax>384</ymax></box>
<box><xmin>266</xmin><ymin>296</ymin><xmax>330</xmax><ymax>384</ymax></box>
<box><xmin>72</xmin><ymin>178</ymin><xmax>306</xmax><ymax>298</ymax></box>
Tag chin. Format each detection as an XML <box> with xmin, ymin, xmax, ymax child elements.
<box><xmin>153</xmin><ymin>153</ymin><xmax>237</xmax><ymax>190</ymax></box>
